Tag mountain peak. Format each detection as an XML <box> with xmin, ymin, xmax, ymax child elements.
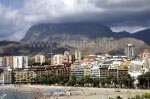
<box><xmin>21</xmin><ymin>23</ymin><xmax>150</xmax><ymax>44</ymax></box>
<box><xmin>21</xmin><ymin>23</ymin><xmax>114</xmax><ymax>42</ymax></box>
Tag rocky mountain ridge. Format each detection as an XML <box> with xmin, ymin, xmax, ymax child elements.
<box><xmin>21</xmin><ymin>23</ymin><xmax>150</xmax><ymax>44</ymax></box>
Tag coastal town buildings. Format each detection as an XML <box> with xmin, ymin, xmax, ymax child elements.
<box><xmin>13</xmin><ymin>64</ymin><xmax>71</xmax><ymax>83</ymax></box>
<box><xmin>52</xmin><ymin>52</ymin><xmax>75</xmax><ymax>65</ymax></box>
<box><xmin>34</xmin><ymin>55</ymin><xmax>45</xmax><ymax>64</ymax></box>
<box><xmin>0</xmin><ymin>49</ymin><xmax>149</xmax><ymax>85</ymax></box>
<box><xmin>0</xmin><ymin>56</ymin><xmax>28</xmax><ymax>68</ymax></box>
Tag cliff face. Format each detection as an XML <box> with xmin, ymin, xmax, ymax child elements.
<box><xmin>1</xmin><ymin>23</ymin><xmax>149</xmax><ymax>56</ymax></box>
<box><xmin>21</xmin><ymin>22</ymin><xmax>150</xmax><ymax>44</ymax></box>
<box><xmin>21</xmin><ymin>23</ymin><xmax>117</xmax><ymax>42</ymax></box>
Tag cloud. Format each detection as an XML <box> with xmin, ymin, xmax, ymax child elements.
<box><xmin>0</xmin><ymin>0</ymin><xmax>150</xmax><ymax>41</ymax></box>
<box><xmin>0</xmin><ymin>3</ymin><xmax>30</xmax><ymax>41</ymax></box>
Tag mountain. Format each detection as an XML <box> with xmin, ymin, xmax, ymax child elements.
<box><xmin>0</xmin><ymin>41</ymin><xmax>19</xmax><ymax>46</ymax></box>
<box><xmin>21</xmin><ymin>23</ymin><xmax>117</xmax><ymax>42</ymax></box>
<box><xmin>116</xmin><ymin>31</ymin><xmax>131</xmax><ymax>38</ymax></box>
<box><xmin>0</xmin><ymin>40</ymin><xmax>69</xmax><ymax>56</ymax></box>
<box><xmin>0</xmin><ymin>38</ymin><xmax>145</xmax><ymax>56</ymax></box>
<box><xmin>21</xmin><ymin>23</ymin><xmax>150</xmax><ymax>44</ymax></box>
<box><xmin>0</xmin><ymin>41</ymin><xmax>20</xmax><ymax>56</ymax></box>
<box><xmin>0</xmin><ymin>23</ymin><xmax>149</xmax><ymax>56</ymax></box>
<box><xmin>132</xmin><ymin>29</ymin><xmax>150</xmax><ymax>44</ymax></box>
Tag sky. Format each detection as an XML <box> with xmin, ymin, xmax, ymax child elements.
<box><xmin>0</xmin><ymin>0</ymin><xmax>150</xmax><ymax>41</ymax></box>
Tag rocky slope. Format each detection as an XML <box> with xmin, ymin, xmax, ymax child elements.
<box><xmin>21</xmin><ymin>23</ymin><xmax>150</xmax><ymax>44</ymax></box>
<box><xmin>0</xmin><ymin>23</ymin><xmax>149</xmax><ymax>56</ymax></box>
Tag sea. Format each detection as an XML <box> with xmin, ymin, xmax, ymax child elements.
<box><xmin>0</xmin><ymin>89</ymin><xmax>40</xmax><ymax>99</ymax></box>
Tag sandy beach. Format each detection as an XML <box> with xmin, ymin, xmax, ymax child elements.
<box><xmin>1</xmin><ymin>84</ymin><xmax>150</xmax><ymax>99</ymax></box>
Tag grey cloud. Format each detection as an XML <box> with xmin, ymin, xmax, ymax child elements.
<box><xmin>0</xmin><ymin>0</ymin><xmax>150</xmax><ymax>41</ymax></box>
<box><xmin>22</xmin><ymin>0</ymin><xmax>150</xmax><ymax>27</ymax></box>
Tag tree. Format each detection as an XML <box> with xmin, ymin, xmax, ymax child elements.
<box><xmin>70</xmin><ymin>75</ymin><xmax>76</xmax><ymax>81</ymax></box>
<box><xmin>38</xmin><ymin>75</ymin><xmax>47</xmax><ymax>84</ymax></box>
<box><xmin>68</xmin><ymin>80</ymin><xmax>76</xmax><ymax>86</ymax></box>
<box><xmin>76</xmin><ymin>77</ymin><xmax>84</xmax><ymax>87</ymax></box>
<box><xmin>100</xmin><ymin>78</ymin><xmax>106</xmax><ymax>87</ymax></box>
<box><xmin>41</xmin><ymin>59</ymin><xmax>51</xmax><ymax>66</ymax></box>
<box><xmin>93</xmin><ymin>78</ymin><xmax>100</xmax><ymax>87</ymax></box>
<box><xmin>112</xmin><ymin>76</ymin><xmax>118</xmax><ymax>87</ymax></box>
<box><xmin>57</xmin><ymin>74</ymin><xmax>69</xmax><ymax>85</ymax></box>
<box><xmin>103</xmin><ymin>75</ymin><xmax>118</xmax><ymax>88</ymax></box>
<box><xmin>84</xmin><ymin>75</ymin><xmax>93</xmax><ymax>84</ymax></box>
<box><xmin>119</xmin><ymin>74</ymin><xmax>135</xmax><ymax>88</ymax></box>
<box><xmin>137</xmin><ymin>72</ymin><xmax>150</xmax><ymax>89</ymax></box>
<box><xmin>28</xmin><ymin>59</ymin><xmax>34</xmax><ymax>66</ymax></box>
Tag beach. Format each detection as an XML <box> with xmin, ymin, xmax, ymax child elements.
<box><xmin>1</xmin><ymin>84</ymin><xmax>150</xmax><ymax>99</ymax></box>
<box><xmin>0</xmin><ymin>85</ymin><xmax>40</xmax><ymax>99</ymax></box>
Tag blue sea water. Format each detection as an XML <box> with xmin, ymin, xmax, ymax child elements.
<box><xmin>0</xmin><ymin>90</ymin><xmax>40</xmax><ymax>99</ymax></box>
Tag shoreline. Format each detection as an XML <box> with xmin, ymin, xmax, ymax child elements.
<box><xmin>1</xmin><ymin>84</ymin><xmax>150</xmax><ymax>99</ymax></box>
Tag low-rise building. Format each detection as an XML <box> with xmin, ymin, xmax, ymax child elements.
<box><xmin>0</xmin><ymin>71</ymin><xmax>13</xmax><ymax>84</ymax></box>
<box><xmin>90</xmin><ymin>66</ymin><xmax>100</xmax><ymax>78</ymax></box>
<box><xmin>99</xmin><ymin>60</ymin><xmax>112</xmax><ymax>79</ymax></box>
<box><xmin>14</xmin><ymin>70</ymin><xmax>36</xmax><ymax>83</ymax></box>
<box><xmin>99</xmin><ymin>66</ymin><xmax>109</xmax><ymax>79</ymax></box>
<box><xmin>13</xmin><ymin>64</ymin><xmax>71</xmax><ymax>83</ymax></box>
<box><xmin>70</xmin><ymin>66</ymin><xmax>84</xmax><ymax>79</ymax></box>
<box><xmin>84</xmin><ymin>68</ymin><xmax>90</xmax><ymax>77</ymax></box>
<box><xmin>140</xmin><ymin>49</ymin><xmax>150</xmax><ymax>60</ymax></box>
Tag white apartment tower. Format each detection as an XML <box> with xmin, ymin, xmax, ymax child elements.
<box><xmin>75</xmin><ymin>50</ymin><xmax>81</xmax><ymax>61</ymax></box>
<box><xmin>125</xmin><ymin>44</ymin><xmax>135</xmax><ymax>59</ymax></box>
<box><xmin>13</xmin><ymin>56</ymin><xmax>28</xmax><ymax>69</ymax></box>
<box><xmin>52</xmin><ymin>54</ymin><xmax>64</xmax><ymax>65</ymax></box>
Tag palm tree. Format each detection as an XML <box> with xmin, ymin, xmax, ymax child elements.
<box><xmin>112</xmin><ymin>76</ymin><xmax>118</xmax><ymax>88</ymax></box>
<box><xmin>100</xmin><ymin>78</ymin><xmax>106</xmax><ymax>87</ymax></box>
<box><xmin>93</xmin><ymin>78</ymin><xmax>100</xmax><ymax>87</ymax></box>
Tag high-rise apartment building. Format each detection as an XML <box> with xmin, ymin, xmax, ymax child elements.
<box><xmin>13</xmin><ymin>56</ymin><xmax>28</xmax><ymax>68</ymax></box>
<box><xmin>64</xmin><ymin>51</ymin><xmax>75</xmax><ymax>64</ymax></box>
<box><xmin>2</xmin><ymin>56</ymin><xmax>13</xmax><ymax>67</ymax></box>
<box><xmin>75</xmin><ymin>50</ymin><xmax>81</xmax><ymax>61</ymax></box>
<box><xmin>125</xmin><ymin>44</ymin><xmax>135</xmax><ymax>59</ymax></box>
<box><xmin>52</xmin><ymin>54</ymin><xmax>64</xmax><ymax>65</ymax></box>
